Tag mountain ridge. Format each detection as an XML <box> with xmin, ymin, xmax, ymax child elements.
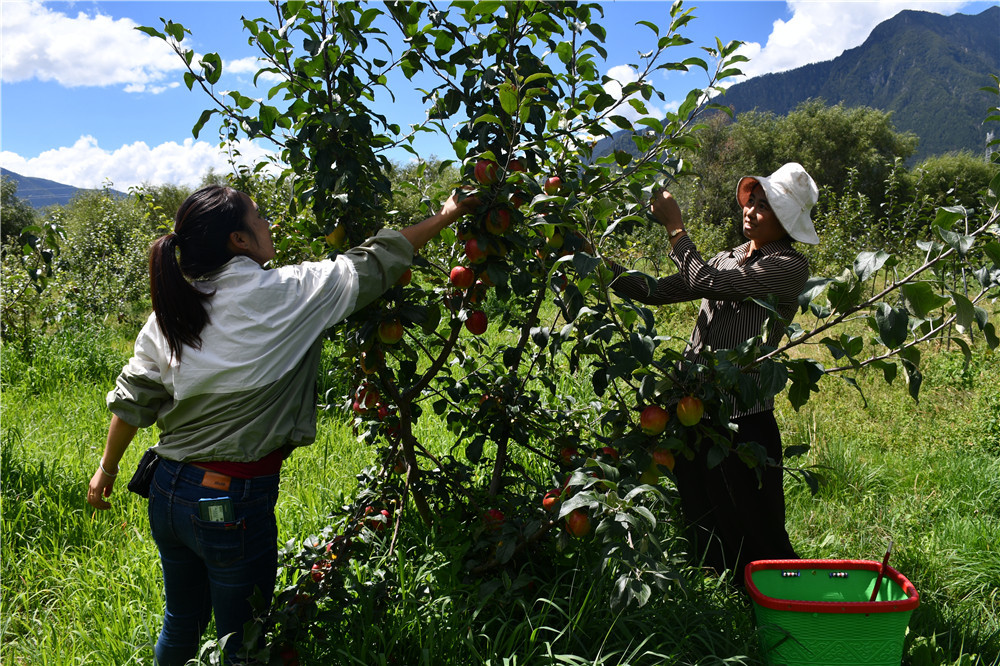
<box><xmin>1</xmin><ymin>167</ymin><xmax>125</xmax><ymax>209</ymax></box>
<box><xmin>594</xmin><ymin>6</ymin><xmax>999</xmax><ymax>163</ymax></box>
<box><xmin>708</xmin><ymin>6</ymin><xmax>1000</xmax><ymax>161</ymax></box>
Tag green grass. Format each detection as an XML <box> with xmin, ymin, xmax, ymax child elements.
<box><xmin>2</xmin><ymin>320</ymin><xmax>999</xmax><ymax>665</ymax></box>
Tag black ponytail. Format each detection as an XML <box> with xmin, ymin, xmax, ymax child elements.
<box><xmin>149</xmin><ymin>186</ymin><xmax>249</xmax><ymax>361</ymax></box>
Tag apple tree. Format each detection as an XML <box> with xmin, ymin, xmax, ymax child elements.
<box><xmin>140</xmin><ymin>3</ymin><xmax>1000</xmax><ymax>661</ymax></box>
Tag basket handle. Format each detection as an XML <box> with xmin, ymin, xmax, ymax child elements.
<box><xmin>869</xmin><ymin>539</ymin><xmax>893</xmax><ymax>602</ymax></box>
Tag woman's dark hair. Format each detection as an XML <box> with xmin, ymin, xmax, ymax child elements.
<box><xmin>149</xmin><ymin>185</ymin><xmax>250</xmax><ymax>361</ymax></box>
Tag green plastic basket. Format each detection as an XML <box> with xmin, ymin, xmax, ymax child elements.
<box><xmin>745</xmin><ymin>559</ymin><xmax>920</xmax><ymax>666</ymax></box>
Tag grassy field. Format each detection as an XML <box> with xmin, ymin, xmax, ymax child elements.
<box><xmin>2</xmin><ymin>318</ymin><xmax>999</xmax><ymax>665</ymax></box>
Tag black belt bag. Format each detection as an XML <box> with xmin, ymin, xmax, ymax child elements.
<box><xmin>127</xmin><ymin>447</ymin><xmax>160</xmax><ymax>498</ymax></box>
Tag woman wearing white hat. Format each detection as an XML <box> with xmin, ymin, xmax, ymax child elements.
<box><xmin>609</xmin><ymin>162</ymin><xmax>820</xmax><ymax>579</ymax></box>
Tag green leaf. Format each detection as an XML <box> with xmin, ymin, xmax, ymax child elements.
<box><xmin>870</xmin><ymin>359</ymin><xmax>898</xmax><ymax>385</ymax></box>
<box><xmin>473</xmin><ymin>113</ymin><xmax>503</xmax><ymax>126</ymax></box>
<box><xmin>498</xmin><ymin>81</ymin><xmax>518</xmax><ymax>116</ymax></box>
<box><xmin>705</xmin><ymin>444</ymin><xmax>727</xmax><ymax>469</ymax></box>
<box><xmin>854</xmin><ymin>250</ymin><xmax>890</xmax><ymax>282</ymax></box>
<box><xmin>433</xmin><ymin>30</ymin><xmax>455</xmax><ymax>56</ymax></box>
<box><xmin>757</xmin><ymin>359</ymin><xmax>788</xmax><ymax>399</ymax></box>
<box><xmin>572</xmin><ymin>253</ymin><xmax>601</xmax><ymax>278</ymax></box>
<box><xmin>827</xmin><ymin>273</ymin><xmax>861</xmax><ymax>314</ymax></box>
<box><xmin>900</xmin><ymin>351</ymin><xmax>922</xmax><ymax>403</ymax></box>
<box><xmin>629</xmin><ymin>333</ymin><xmax>654</xmax><ymax>366</ymax></box>
<box><xmin>191</xmin><ymin>109</ymin><xmax>217</xmax><ymax>139</ymax></box>
<box><xmin>136</xmin><ymin>25</ymin><xmax>166</xmax><ymax>40</ymax></box>
<box><xmin>798</xmin><ymin>277</ymin><xmax>832</xmax><ymax>313</ymax></box>
<box><xmin>200</xmin><ymin>52</ymin><xmax>223</xmax><ymax>85</ymax></box>
<box><xmin>930</xmin><ymin>205</ymin><xmax>966</xmax><ymax>231</ymax></box>
<box><xmin>900</xmin><ymin>282</ymin><xmax>950</xmax><ymax>319</ymax></box>
<box><xmin>949</xmin><ymin>291</ymin><xmax>975</xmax><ymax>334</ymax></box>
<box><xmin>983</xmin><ymin>241</ymin><xmax>1000</xmax><ymax>268</ymax></box>
<box><xmin>874</xmin><ymin>303</ymin><xmax>908</xmax><ymax>348</ymax></box>
<box><xmin>938</xmin><ymin>227</ymin><xmax>975</xmax><ymax>259</ymax></box>
<box><xmin>786</xmin><ymin>358</ymin><xmax>825</xmax><ymax>410</ymax></box>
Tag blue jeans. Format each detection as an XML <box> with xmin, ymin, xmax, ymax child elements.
<box><xmin>148</xmin><ymin>458</ymin><xmax>280</xmax><ymax>666</ymax></box>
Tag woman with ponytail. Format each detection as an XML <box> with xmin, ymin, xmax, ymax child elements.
<box><xmin>87</xmin><ymin>184</ymin><xmax>477</xmax><ymax>665</ymax></box>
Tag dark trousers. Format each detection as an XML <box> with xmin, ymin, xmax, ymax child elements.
<box><xmin>149</xmin><ymin>458</ymin><xmax>280</xmax><ymax>665</ymax></box>
<box><xmin>672</xmin><ymin>409</ymin><xmax>798</xmax><ymax>580</ymax></box>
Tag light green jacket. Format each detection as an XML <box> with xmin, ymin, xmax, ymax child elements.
<box><xmin>107</xmin><ymin>229</ymin><xmax>412</xmax><ymax>462</ymax></box>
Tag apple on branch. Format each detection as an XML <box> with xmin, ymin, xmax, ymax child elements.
<box><xmin>565</xmin><ymin>509</ymin><xmax>591</xmax><ymax>537</ymax></box>
<box><xmin>676</xmin><ymin>396</ymin><xmax>705</xmax><ymax>426</ymax></box>
<box><xmin>465</xmin><ymin>238</ymin><xmax>487</xmax><ymax>264</ymax></box>
<box><xmin>651</xmin><ymin>447</ymin><xmax>675</xmax><ymax>472</ymax></box>
<box><xmin>465</xmin><ymin>310</ymin><xmax>488</xmax><ymax>335</ymax></box>
<box><xmin>474</xmin><ymin>159</ymin><xmax>500</xmax><ymax>185</ymax></box>
<box><xmin>543</xmin><ymin>175</ymin><xmax>563</xmax><ymax>195</ymax></box>
<box><xmin>377</xmin><ymin>319</ymin><xmax>404</xmax><ymax>345</ymax></box>
<box><xmin>485</xmin><ymin>207</ymin><xmax>511</xmax><ymax>235</ymax></box>
<box><xmin>639</xmin><ymin>405</ymin><xmax>669</xmax><ymax>436</ymax></box>
<box><xmin>450</xmin><ymin>265</ymin><xmax>476</xmax><ymax>289</ymax></box>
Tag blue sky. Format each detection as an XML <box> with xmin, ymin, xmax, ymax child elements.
<box><xmin>1</xmin><ymin>0</ymin><xmax>994</xmax><ymax>190</ymax></box>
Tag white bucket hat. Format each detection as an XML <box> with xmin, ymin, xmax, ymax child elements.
<box><xmin>737</xmin><ymin>162</ymin><xmax>819</xmax><ymax>245</ymax></box>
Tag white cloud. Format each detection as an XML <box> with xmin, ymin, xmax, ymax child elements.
<box><xmin>0</xmin><ymin>136</ymin><xmax>282</xmax><ymax>190</ymax></box>
<box><xmin>0</xmin><ymin>1</ymin><xmax>182</xmax><ymax>92</ymax></box>
<box><xmin>227</xmin><ymin>57</ymin><xmax>284</xmax><ymax>84</ymax></box>
<box><xmin>604</xmin><ymin>64</ymin><xmax>675</xmax><ymax>125</ymax></box>
<box><xmin>733</xmin><ymin>1</ymin><xmax>984</xmax><ymax>81</ymax></box>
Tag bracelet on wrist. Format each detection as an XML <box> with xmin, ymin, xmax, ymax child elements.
<box><xmin>99</xmin><ymin>460</ymin><xmax>118</xmax><ymax>478</ymax></box>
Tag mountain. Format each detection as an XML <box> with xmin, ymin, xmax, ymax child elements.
<box><xmin>0</xmin><ymin>168</ymin><xmax>125</xmax><ymax>209</ymax></box>
<box><xmin>717</xmin><ymin>6</ymin><xmax>999</xmax><ymax>161</ymax></box>
<box><xmin>596</xmin><ymin>6</ymin><xmax>999</xmax><ymax>163</ymax></box>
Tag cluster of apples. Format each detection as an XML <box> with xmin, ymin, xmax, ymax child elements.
<box><xmin>639</xmin><ymin>396</ymin><xmax>704</xmax><ymax>435</ymax></box>
<box><xmin>351</xmin><ymin>381</ymin><xmax>392</xmax><ymax>422</ymax></box>
<box><xmin>540</xmin><ymin>479</ymin><xmax>591</xmax><ymax>537</ymax></box>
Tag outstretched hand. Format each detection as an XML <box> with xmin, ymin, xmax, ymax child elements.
<box><xmin>651</xmin><ymin>188</ymin><xmax>683</xmax><ymax>233</ymax></box>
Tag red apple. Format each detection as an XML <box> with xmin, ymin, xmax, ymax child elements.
<box><xmin>651</xmin><ymin>447</ymin><xmax>675</xmax><ymax>472</ymax></box>
<box><xmin>483</xmin><ymin>508</ymin><xmax>505</xmax><ymax>531</ymax></box>
<box><xmin>474</xmin><ymin>159</ymin><xmax>500</xmax><ymax>185</ymax></box>
<box><xmin>676</xmin><ymin>396</ymin><xmax>704</xmax><ymax>426</ymax></box>
<box><xmin>509</xmin><ymin>158</ymin><xmax>526</xmax><ymax>173</ymax></box>
<box><xmin>356</xmin><ymin>383</ymin><xmax>379</xmax><ymax>409</ymax></box>
<box><xmin>565</xmin><ymin>509</ymin><xmax>591</xmax><ymax>537</ymax></box>
<box><xmin>542</xmin><ymin>488</ymin><xmax>561</xmax><ymax>512</ymax></box>
<box><xmin>469</xmin><ymin>280</ymin><xmax>488</xmax><ymax>304</ymax></box>
<box><xmin>365</xmin><ymin>506</ymin><xmax>391</xmax><ymax>531</ymax></box>
<box><xmin>465</xmin><ymin>310</ymin><xmax>488</xmax><ymax>335</ymax></box>
<box><xmin>278</xmin><ymin>643</ymin><xmax>300</xmax><ymax>666</ymax></box>
<box><xmin>377</xmin><ymin>319</ymin><xmax>404</xmax><ymax>345</ymax></box>
<box><xmin>395</xmin><ymin>268</ymin><xmax>412</xmax><ymax>287</ymax></box>
<box><xmin>600</xmin><ymin>446</ymin><xmax>620</xmax><ymax>461</ymax></box>
<box><xmin>559</xmin><ymin>446</ymin><xmax>577</xmax><ymax>465</ymax></box>
<box><xmin>543</xmin><ymin>176</ymin><xmax>563</xmax><ymax>195</ymax></box>
<box><xmin>450</xmin><ymin>265</ymin><xmax>475</xmax><ymax>289</ymax></box>
<box><xmin>311</xmin><ymin>559</ymin><xmax>332</xmax><ymax>583</ymax></box>
<box><xmin>465</xmin><ymin>238</ymin><xmax>487</xmax><ymax>264</ymax></box>
<box><xmin>640</xmin><ymin>405</ymin><xmax>669</xmax><ymax>436</ymax></box>
<box><xmin>485</xmin><ymin>208</ymin><xmax>511</xmax><ymax>235</ymax></box>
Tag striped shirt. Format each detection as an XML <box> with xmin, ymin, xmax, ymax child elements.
<box><xmin>609</xmin><ymin>234</ymin><xmax>809</xmax><ymax>417</ymax></box>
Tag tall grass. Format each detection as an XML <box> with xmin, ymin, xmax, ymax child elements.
<box><xmin>2</xmin><ymin>322</ymin><xmax>999</xmax><ymax>665</ymax></box>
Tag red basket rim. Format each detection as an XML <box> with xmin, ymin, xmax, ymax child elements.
<box><xmin>744</xmin><ymin>559</ymin><xmax>920</xmax><ymax>614</ymax></box>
